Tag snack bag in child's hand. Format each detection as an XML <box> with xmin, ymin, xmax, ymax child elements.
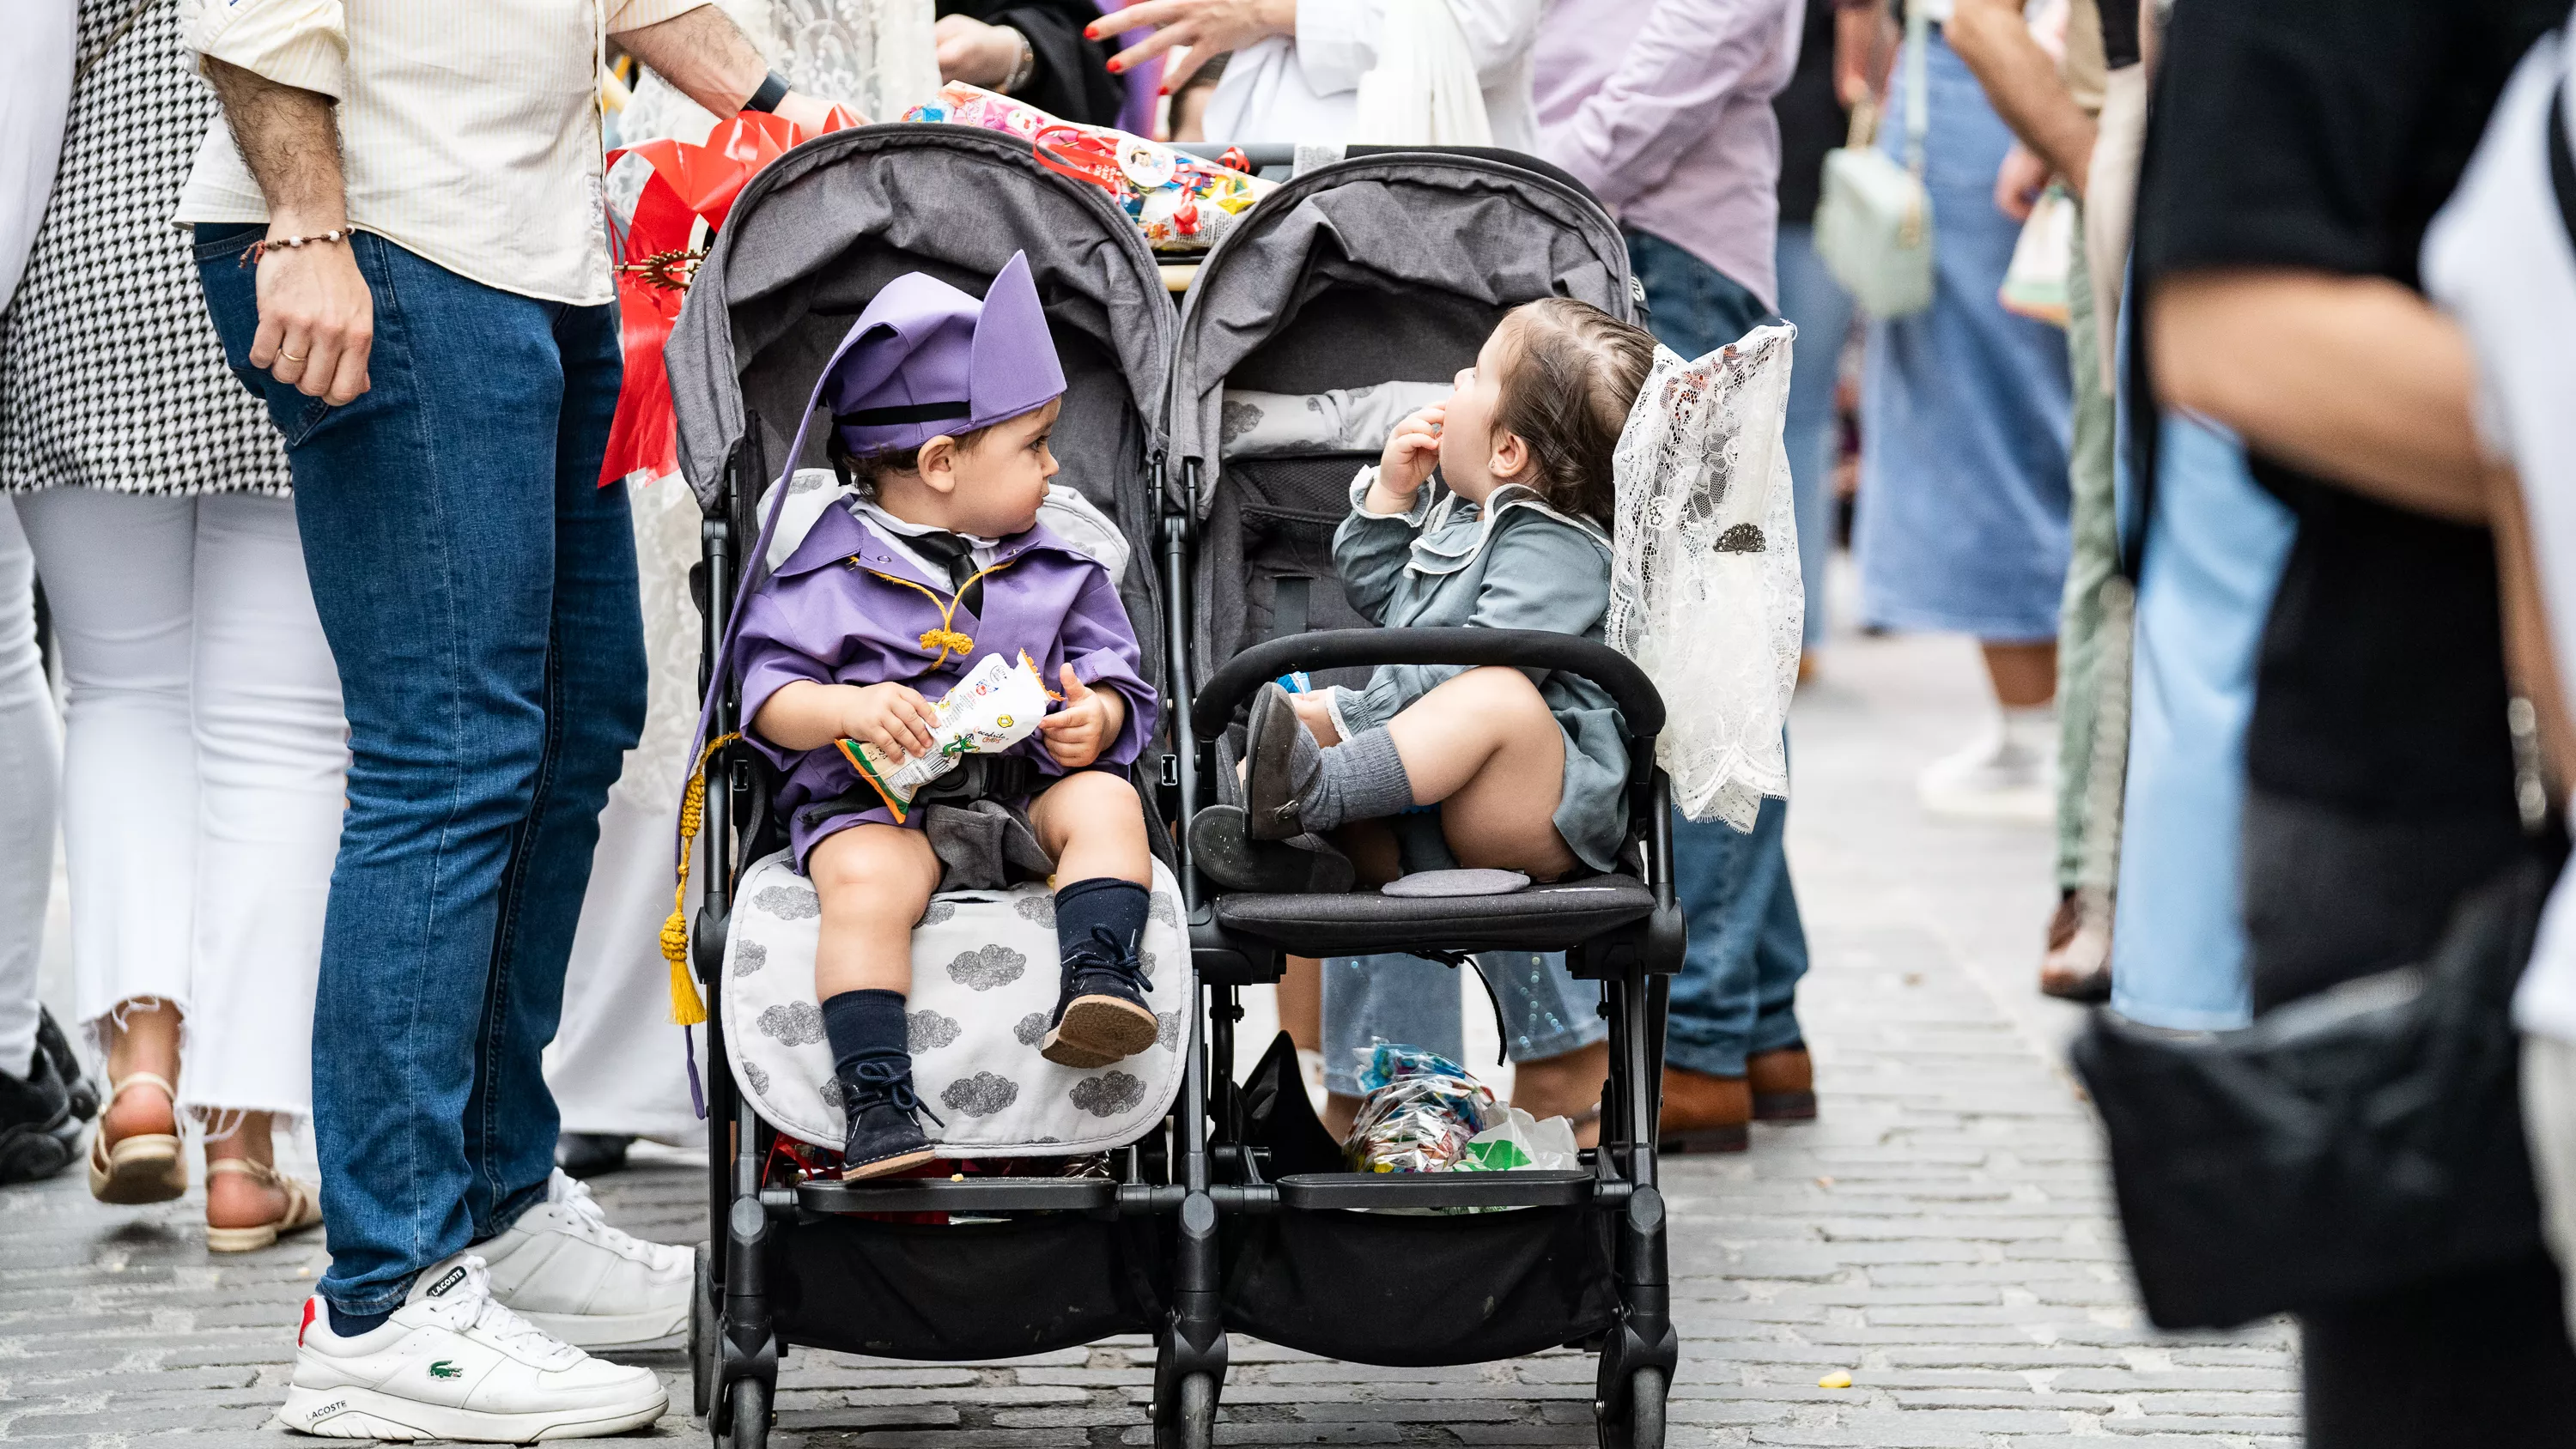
<box><xmin>837</xmin><ymin>652</ymin><xmax>1053</xmax><ymax>821</ymax></box>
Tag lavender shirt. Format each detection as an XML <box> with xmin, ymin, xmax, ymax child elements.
<box><xmin>735</xmin><ymin>501</ymin><xmax>1157</xmax><ymax>866</ymax></box>
<box><xmin>1532</xmin><ymin>0</ymin><xmax>1806</xmax><ymax>311</ymax></box>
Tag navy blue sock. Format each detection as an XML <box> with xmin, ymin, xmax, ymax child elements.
<box><xmin>1055</xmin><ymin>877</ymin><xmax>1149</xmax><ymax>967</ymax></box>
<box><xmin>327</xmin><ymin>1303</ymin><xmax>392</xmax><ymax>1337</ymax></box>
<box><xmin>820</xmin><ymin>988</ymin><xmax>911</xmax><ymax>1094</ymax></box>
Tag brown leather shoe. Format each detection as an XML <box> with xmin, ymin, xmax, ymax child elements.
<box><xmin>1746</xmin><ymin>1046</ymin><xmax>1816</xmax><ymax>1121</ymax></box>
<box><xmin>2039</xmin><ymin>890</ymin><xmax>2113</xmax><ymax>1002</ymax></box>
<box><xmin>1659</xmin><ymin>1066</ymin><xmax>1749</xmax><ymax>1153</ymax></box>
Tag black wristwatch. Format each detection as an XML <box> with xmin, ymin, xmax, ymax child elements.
<box><xmin>744</xmin><ymin>70</ymin><xmax>790</xmax><ymax>113</ymax></box>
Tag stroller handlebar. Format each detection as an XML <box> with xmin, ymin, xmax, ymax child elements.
<box><xmin>1190</xmin><ymin>627</ymin><xmax>1666</xmax><ymax>743</ymax></box>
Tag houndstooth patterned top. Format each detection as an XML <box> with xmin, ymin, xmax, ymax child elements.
<box><xmin>0</xmin><ymin>0</ymin><xmax>290</xmax><ymax>497</ymax></box>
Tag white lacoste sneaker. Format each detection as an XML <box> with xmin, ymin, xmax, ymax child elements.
<box><xmin>274</xmin><ymin>1256</ymin><xmax>668</xmax><ymax>1441</ymax></box>
<box><xmin>477</xmin><ymin>1168</ymin><xmax>692</xmax><ymax>1348</ymax></box>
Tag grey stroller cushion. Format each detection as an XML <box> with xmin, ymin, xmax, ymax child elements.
<box><xmin>1381</xmin><ymin>869</ymin><xmax>1530</xmax><ymax>898</ymax></box>
<box><xmin>1218</xmin><ymin>383</ymin><xmax>1450</xmax><ymax>458</ymax></box>
<box><xmin>1217</xmin><ymin>876</ymin><xmax>1655</xmax><ymax>958</ymax></box>
<box><xmin>725</xmin><ymin>852</ymin><xmax>1193</xmax><ymax>1155</ymax></box>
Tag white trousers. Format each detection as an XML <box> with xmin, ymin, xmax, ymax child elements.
<box><xmin>545</xmin><ymin>477</ymin><xmax>703</xmax><ymax>1142</ymax></box>
<box><xmin>0</xmin><ymin>504</ymin><xmax>58</xmax><ymax>1077</ymax></box>
<box><xmin>10</xmin><ymin>489</ymin><xmax>345</xmax><ymax>1118</ymax></box>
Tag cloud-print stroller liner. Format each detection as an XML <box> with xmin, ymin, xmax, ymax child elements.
<box><xmin>724</xmin><ymin>852</ymin><xmax>1194</xmax><ymax>1157</ymax></box>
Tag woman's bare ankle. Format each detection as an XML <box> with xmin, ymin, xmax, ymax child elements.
<box><xmin>204</xmin><ymin>1113</ymin><xmax>286</xmax><ymax>1229</ymax></box>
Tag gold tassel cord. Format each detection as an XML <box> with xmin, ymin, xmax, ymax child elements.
<box><xmin>861</xmin><ymin>560</ymin><xmax>1019</xmax><ymax>669</ymax></box>
<box><xmin>665</xmin><ymin>731</ymin><xmax>744</xmax><ymax>1026</ymax></box>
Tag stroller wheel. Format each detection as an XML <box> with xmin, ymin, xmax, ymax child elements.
<box><xmin>719</xmin><ymin>1377</ymin><xmax>770</xmax><ymax>1449</ymax></box>
<box><xmin>1595</xmin><ymin>1367</ymin><xmax>1666</xmax><ymax>1449</ymax></box>
<box><xmin>689</xmin><ymin>1245</ymin><xmax>715</xmax><ymax>1419</ymax></box>
<box><xmin>1153</xmin><ymin>1373</ymin><xmax>1217</xmax><ymax>1449</ymax></box>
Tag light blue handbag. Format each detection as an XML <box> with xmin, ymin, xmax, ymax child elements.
<box><xmin>1814</xmin><ymin>0</ymin><xmax>1935</xmax><ymax>318</ymax></box>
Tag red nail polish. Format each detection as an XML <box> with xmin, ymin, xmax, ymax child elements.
<box><xmin>1106</xmin><ymin>58</ymin><xmax>1122</xmax><ymax>72</ymax></box>
<box><xmin>1157</xmin><ymin>82</ymin><xmax>1170</xmax><ymax>95</ymax></box>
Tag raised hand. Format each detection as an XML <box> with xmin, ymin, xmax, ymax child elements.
<box><xmin>1370</xmin><ymin>404</ymin><xmax>1445</xmax><ymax>511</ymax></box>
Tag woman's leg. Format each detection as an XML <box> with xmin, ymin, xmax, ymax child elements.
<box><xmin>1482</xmin><ymin>951</ymin><xmax>1609</xmax><ymax>1146</ymax></box>
<box><xmin>185</xmin><ymin>494</ymin><xmax>347</xmax><ymax>1230</ymax></box>
<box><xmin>15</xmin><ymin>489</ymin><xmax>198</xmax><ymax>1148</ymax></box>
<box><xmin>1383</xmin><ymin>668</ymin><xmax>1579</xmax><ymax>879</ymax></box>
<box><xmin>0</xmin><ymin>503</ymin><xmax>57</xmax><ymax>1085</ymax></box>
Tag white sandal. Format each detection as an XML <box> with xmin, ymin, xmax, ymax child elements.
<box><xmin>204</xmin><ymin>1157</ymin><xmax>325</xmax><ymax>1253</ymax></box>
<box><xmin>87</xmin><ymin>1072</ymin><xmax>185</xmax><ymax>1206</ymax></box>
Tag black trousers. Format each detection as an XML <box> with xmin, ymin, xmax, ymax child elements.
<box><xmin>2241</xmin><ymin>786</ymin><xmax>2576</xmax><ymax>1447</ymax></box>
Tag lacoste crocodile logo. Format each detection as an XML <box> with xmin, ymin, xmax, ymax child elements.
<box><xmin>428</xmin><ymin>1361</ymin><xmax>464</xmax><ymax>1379</ymax></box>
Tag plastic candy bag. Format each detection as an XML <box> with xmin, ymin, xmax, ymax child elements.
<box><xmin>838</xmin><ymin>651</ymin><xmax>1053</xmax><ymax>821</ymax></box>
<box><xmin>1456</xmin><ymin>1106</ymin><xmax>1582</xmax><ymax>1174</ymax></box>
<box><xmin>903</xmin><ymin>82</ymin><xmax>1273</xmax><ymax>252</ymax></box>
<box><xmin>1345</xmin><ymin>1043</ymin><xmax>1498</xmax><ymax>1173</ymax></box>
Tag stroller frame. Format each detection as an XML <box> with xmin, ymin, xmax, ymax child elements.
<box><xmin>681</xmin><ymin>136</ymin><xmax>1686</xmax><ymax>1449</ymax></box>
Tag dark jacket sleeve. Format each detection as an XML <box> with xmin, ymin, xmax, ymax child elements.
<box><xmin>939</xmin><ymin>0</ymin><xmax>1127</xmax><ymax>127</ymax></box>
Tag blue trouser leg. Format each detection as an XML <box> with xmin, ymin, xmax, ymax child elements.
<box><xmin>195</xmin><ymin>226</ymin><xmax>646</xmax><ymax>1315</ymax></box>
<box><xmin>1773</xmin><ymin>222</ymin><xmax>1855</xmax><ymax>651</ymax></box>
<box><xmin>1663</xmin><ymin>797</ymin><xmax>1809</xmax><ymax>1079</ymax></box>
<box><xmin>1319</xmin><ymin>950</ymin><xmax>1607</xmax><ymax>1096</ymax></box>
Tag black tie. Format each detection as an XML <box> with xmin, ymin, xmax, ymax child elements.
<box><xmin>907</xmin><ymin>530</ymin><xmax>985</xmax><ymax>617</ymax></box>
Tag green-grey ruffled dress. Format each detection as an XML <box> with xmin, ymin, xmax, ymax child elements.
<box><xmin>1327</xmin><ymin>466</ymin><xmax>1630</xmax><ymax>874</ymax></box>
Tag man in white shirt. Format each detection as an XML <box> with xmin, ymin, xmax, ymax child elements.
<box><xmin>181</xmin><ymin>3</ymin><xmax>837</xmax><ymax>1439</ymax></box>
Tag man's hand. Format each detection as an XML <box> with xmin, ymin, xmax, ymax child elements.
<box><xmin>1993</xmin><ymin>142</ymin><xmax>2050</xmax><ymax>223</ymax></box>
<box><xmin>251</xmin><ymin>240</ymin><xmax>373</xmax><ymax>404</ymax></box>
<box><xmin>1036</xmin><ymin>665</ymin><xmax>1124</xmax><ymax>767</ymax></box>
<box><xmin>203</xmin><ymin>57</ymin><xmax>370</xmax><ymax>404</ymax></box>
<box><xmin>842</xmin><ymin>682</ymin><xmax>942</xmax><ymax>762</ymax></box>
<box><xmin>1370</xmin><ymin>405</ymin><xmax>1443</xmax><ymax>512</ymax></box>
<box><xmin>1086</xmin><ymin>0</ymin><xmax>1296</xmax><ymax>89</ymax></box>
<box><xmin>935</xmin><ymin>14</ymin><xmax>1025</xmax><ymax>89</ymax></box>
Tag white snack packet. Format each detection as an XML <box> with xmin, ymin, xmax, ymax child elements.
<box><xmin>838</xmin><ymin>652</ymin><xmax>1054</xmax><ymax>820</ymax></box>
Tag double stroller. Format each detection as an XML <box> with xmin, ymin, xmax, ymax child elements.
<box><xmin>664</xmin><ymin>123</ymin><xmax>1687</xmax><ymax>1449</ymax></box>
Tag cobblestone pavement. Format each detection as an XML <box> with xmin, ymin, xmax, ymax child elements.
<box><xmin>0</xmin><ymin>624</ymin><xmax>2300</xmax><ymax>1447</ymax></box>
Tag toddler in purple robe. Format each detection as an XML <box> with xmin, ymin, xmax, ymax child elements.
<box><xmin>733</xmin><ymin>254</ymin><xmax>1160</xmax><ymax>1179</ymax></box>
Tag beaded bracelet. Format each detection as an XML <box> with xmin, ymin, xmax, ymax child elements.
<box><xmin>236</xmin><ymin>228</ymin><xmax>355</xmax><ymax>269</ymax></box>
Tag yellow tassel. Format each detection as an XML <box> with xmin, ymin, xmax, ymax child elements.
<box><xmin>665</xmin><ymin>731</ymin><xmax>743</xmax><ymax>1026</ymax></box>
<box><xmin>917</xmin><ymin>627</ymin><xmax>975</xmax><ymax>663</ymax></box>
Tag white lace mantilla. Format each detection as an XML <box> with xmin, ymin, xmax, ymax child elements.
<box><xmin>1605</xmin><ymin>328</ymin><xmax>1804</xmax><ymax>832</ymax></box>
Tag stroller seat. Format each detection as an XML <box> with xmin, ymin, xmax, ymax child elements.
<box><xmin>1212</xmin><ymin>874</ymin><xmax>1656</xmax><ymax>959</ymax></box>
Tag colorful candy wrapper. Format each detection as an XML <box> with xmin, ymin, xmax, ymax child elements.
<box><xmin>1345</xmin><ymin>1043</ymin><xmax>1498</xmax><ymax>1173</ymax></box>
<box><xmin>903</xmin><ymin>82</ymin><xmax>1273</xmax><ymax>252</ymax></box>
<box><xmin>837</xmin><ymin>651</ymin><xmax>1054</xmax><ymax>822</ymax></box>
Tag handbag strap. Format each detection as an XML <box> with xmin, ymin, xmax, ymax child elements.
<box><xmin>1902</xmin><ymin>0</ymin><xmax>1930</xmax><ymax>176</ymax></box>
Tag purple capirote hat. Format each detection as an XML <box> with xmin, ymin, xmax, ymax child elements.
<box><xmin>819</xmin><ymin>251</ymin><xmax>1066</xmax><ymax>456</ymax></box>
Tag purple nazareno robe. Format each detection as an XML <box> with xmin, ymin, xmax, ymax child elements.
<box><xmin>734</xmin><ymin>500</ymin><xmax>1156</xmax><ymax>868</ymax></box>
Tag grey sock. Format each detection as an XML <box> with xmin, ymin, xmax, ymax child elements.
<box><xmin>1299</xmin><ymin>726</ymin><xmax>1416</xmax><ymax>834</ymax></box>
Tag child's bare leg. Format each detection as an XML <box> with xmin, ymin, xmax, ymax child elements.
<box><xmin>807</xmin><ymin>824</ymin><xmax>944</xmax><ymax>1178</ymax></box>
<box><xmin>809</xmin><ymin>824</ymin><xmax>943</xmax><ymax>999</ymax></box>
<box><xmin>1384</xmin><ymin>667</ymin><xmax>1581</xmax><ymax>879</ymax></box>
<box><xmin>1029</xmin><ymin>769</ymin><xmax>1151</xmax><ymax>886</ymax></box>
<box><xmin>1028</xmin><ymin>772</ymin><xmax>1162</xmax><ymax>1066</ymax></box>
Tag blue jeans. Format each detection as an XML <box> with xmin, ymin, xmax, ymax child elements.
<box><xmin>1319</xmin><ymin>952</ymin><xmax>1607</xmax><ymax>1097</ymax></box>
<box><xmin>1625</xmin><ymin>228</ymin><xmax>1813</xmax><ymax>1077</ymax></box>
<box><xmin>195</xmin><ymin>226</ymin><xmax>647</xmax><ymax>1316</ymax></box>
<box><xmin>2107</xmin><ymin>416</ymin><xmax>2292</xmax><ymax>1031</ymax></box>
<box><xmin>1773</xmin><ymin>223</ymin><xmax>1852</xmax><ymax>651</ymax></box>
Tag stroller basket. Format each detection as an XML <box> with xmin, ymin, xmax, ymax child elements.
<box><xmin>667</xmin><ymin>128</ymin><xmax>1686</xmax><ymax>1449</ymax></box>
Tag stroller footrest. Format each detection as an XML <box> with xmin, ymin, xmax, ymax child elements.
<box><xmin>799</xmin><ymin>1177</ymin><xmax>1116</xmax><ymax>1215</ymax></box>
<box><xmin>1274</xmin><ymin>1170</ymin><xmax>1595</xmax><ymax>1210</ymax></box>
